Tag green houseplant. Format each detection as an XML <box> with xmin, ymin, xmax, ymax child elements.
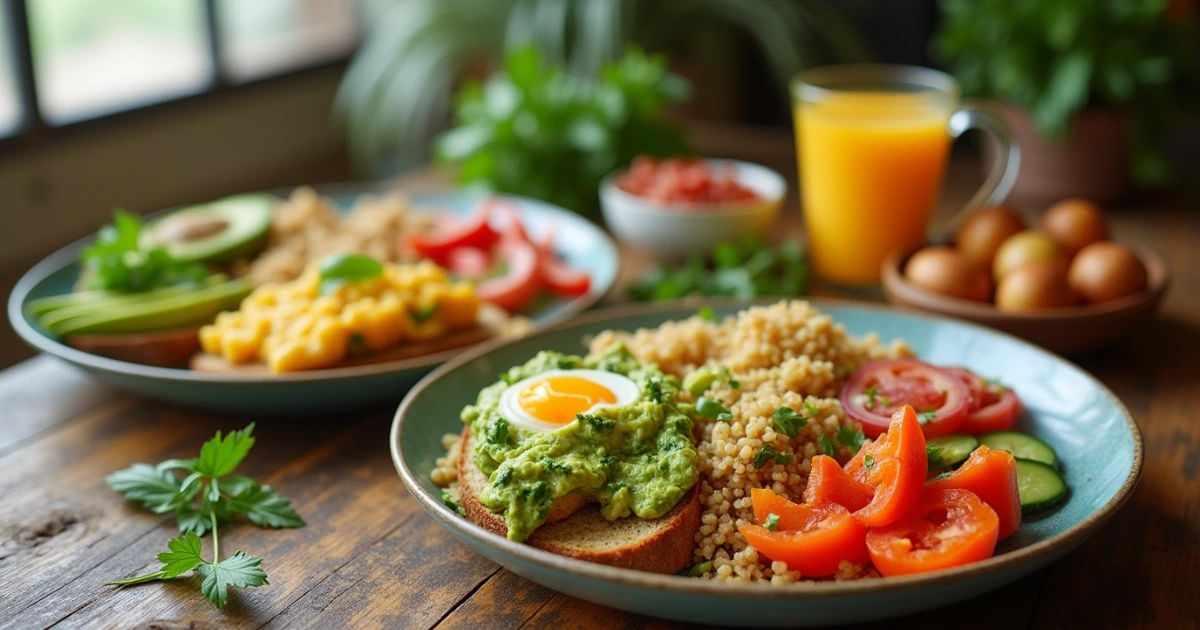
<box><xmin>336</xmin><ymin>0</ymin><xmax>867</xmax><ymax>172</ymax></box>
<box><xmin>936</xmin><ymin>0</ymin><xmax>1200</xmax><ymax>206</ymax></box>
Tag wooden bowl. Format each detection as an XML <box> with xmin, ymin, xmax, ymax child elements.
<box><xmin>881</xmin><ymin>244</ymin><xmax>1169</xmax><ymax>355</ymax></box>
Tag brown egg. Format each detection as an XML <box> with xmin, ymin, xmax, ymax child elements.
<box><xmin>992</xmin><ymin>231</ymin><xmax>1065</xmax><ymax>282</ymax></box>
<box><xmin>955</xmin><ymin>206</ymin><xmax>1026</xmax><ymax>267</ymax></box>
<box><xmin>1041</xmin><ymin>198</ymin><xmax>1109</xmax><ymax>256</ymax></box>
<box><xmin>995</xmin><ymin>261</ymin><xmax>1079</xmax><ymax>312</ymax></box>
<box><xmin>904</xmin><ymin>246</ymin><xmax>991</xmax><ymax>302</ymax></box>
<box><xmin>1068</xmin><ymin>242</ymin><xmax>1148</xmax><ymax>303</ymax></box>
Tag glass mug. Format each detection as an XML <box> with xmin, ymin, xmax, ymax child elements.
<box><xmin>793</xmin><ymin>65</ymin><xmax>1020</xmax><ymax>286</ymax></box>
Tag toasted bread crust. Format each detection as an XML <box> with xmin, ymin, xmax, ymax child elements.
<box><xmin>457</xmin><ymin>427</ymin><xmax>701</xmax><ymax>574</ymax></box>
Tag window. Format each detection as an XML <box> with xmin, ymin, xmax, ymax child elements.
<box><xmin>0</xmin><ymin>8</ymin><xmax>23</xmax><ymax>135</ymax></box>
<box><xmin>217</xmin><ymin>0</ymin><xmax>358</xmax><ymax>83</ymax></box>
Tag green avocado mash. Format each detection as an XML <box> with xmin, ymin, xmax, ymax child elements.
<box><xmin>461</xmin><ymin>344</ymin><xmax>699</xmax><ymax>542</ymax></box>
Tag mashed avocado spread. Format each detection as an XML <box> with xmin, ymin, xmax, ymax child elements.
<box><xmin>462</xmin><ymin>344</ymin><xmax>699</xmax><ymax>542</ymax></box>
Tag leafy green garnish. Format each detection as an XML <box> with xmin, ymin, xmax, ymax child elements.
<box><xmin>437</xmin><ymin>45</ymin><xmax>690</xmax><ymax>215</ymax></box>
<box><xmin>864</xmin><ymin>454</ymin><xmax>875</xmax><ymax>468</ymax></box>
<box><xmin>412</xmin><ymin>304</ymin><xmax>440</xmax><ymax>322</ymax></box>
<box><xmin>695</xmin><ymin>397</ymin><xmax>731</xmax><ymax>422</ymax></box>
<box><xmin>81</xmin><ymin>210</ymin><xmax>206</xmax><ymax>292</ymax></box>
<box><xmin>771</xmin><ymin>406</ymin><xmax>807</xmax><ymax>438</ymax></box>
<box><xmin>318</xmin><ymin>254</ymin><xmax>385</xmax><ymax>295</ymax></box>
<box><xmin>804</xmin><ymin>401</ymin><xmax>821</xmax><ymax>417</ymax></box>
<box><xmin>818</xmin><ymin>434</ymin><xmax>836</xmax><ymax>457</ymax></box>
<box><xmin>836</xmin><ymin>426</ymin><xmax>866</xmax><ymax>453</ymax></box>
<box><xmin>628</xmin><ymin>235</ymin><xmax>808</xmax><ymax>302</ymax></box>
<box><xmin>697</xmin><ymin>306</ymin><xmax>718</xmax><ymax>323</ymax></box>
<box><xmin>104</xmin><ymin>424</ymin><xmax>302</xmax><ymax>608</ymax></box>
<box><xmin>753</xmin><ymin>443</ymin><xmax>793</xmax><ymax>468</ymax></box>
<box><xmin>863</xmin><ymin>385</ymin><xmax>880</xmax><ymax>410</ymax></box>
<box><xmin>918</xmin><ymin>408</ymin><xmax>938</xmax><ymax>424</ymax></box>
<box><xmin>764</xmin><ymin>513</ymin><xmax>780</xmax><ymax>532</ymax></box>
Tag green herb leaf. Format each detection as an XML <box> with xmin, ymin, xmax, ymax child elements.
<box><xmin>440</xmin><ymin>489</ymin><xmax>464</xmax><ymax>515</ymax></box>
<box><xmin>81</xmin><ymin>210</ymin><xmax>207</xmax><ymax>293</ymax></box>
<box><xmin>771</xmin><ymin>406</ymin><xmax>807</xmax><ymax>438</ymax></box>
<box><xmin>818</xmin><ymin>434</ymin><xmax>836</xmax><ymax>457</ymax></box>
<box><xmin>836</xmin><ymin>427</ymin><xmax>865</xmax><ymax>453</ymax></box>
<box><xmin>697</xmin><ymin>306</ymin><xmax>718</xmax><ymax>322</ymax></box>
<box><xmin>318</xmin><ymin>254</ymin><xmax>384</xmax><ymax>295</ymax></box>
<box><xmin>194</xmin><ymin>424</ymin><xmax>256</xmax><ymax>479</ymax></box>
<box><xmin>105</xmin><ymin>463</ymin><xmax>185</xmax><ymax>514</ymax></box>
<box><xmin>695</xmin><ymin>397</ymin><xmax>730</xmax><ymax>420</ymax></box>
<box><xmin>686</xmin><ymin>560</ymin><xmax>713</xmax><ymax>577</ymax></box>
<box><xmin>412</xmin><ymin>304</ymin><xmax>440</xmax><ymax>322</ymax></box>
<box><xmin>225</xmin><ymin>482</ymin><xmax>305</xmax><ymax>529</ymax></box>
<box><xmin>764</xmin><ymin>513</ymin><xmax>780</xmax><ymax>532</ymax></box>
<box><xmin>863</xmin><ymin>385</ymin><xmax>879</xmax><ymax>410</ymax></box>
<box><xmin>804</xmin><ymin>401</ymin><xmax>821</xmax><ymax>417</ymax></box>
<box><xmin>198</xmin><ymin>552</ymin><xmax>268</xmax><ymax>609</ymax></box>
<box><xmin>158</xmin><ymin>531</ymin><xmax>206</xmax><ymax>579</ymax></box>
<box><xmin>864</xmin><ymin>454</ymin><xmax>875</xmax><ymax>468</ymax></box>
<box><xmin>918</xmin><ymin>408</ymin><xmax>938</xmax><ymax>424</ymax></box>
<box><xmin>753</xmin><ymin>444</ymin><xmax>793</xmax><ymax>468</ymax></box>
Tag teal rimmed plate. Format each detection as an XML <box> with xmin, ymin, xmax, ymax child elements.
<box><xmin>7</xmin><ymin>184</ymin><xmax>618</xmax><ymax>415</ymax></box>
<box><xmin>390</xmin><ymin>299</ymin><xmax>1142</xmax><ymax>626</ymax></box>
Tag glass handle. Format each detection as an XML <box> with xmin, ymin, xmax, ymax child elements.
<box><xmin>948</xmin><ymin>100</ymin><xmax>1021</xmax><ymax>215</ymax></box>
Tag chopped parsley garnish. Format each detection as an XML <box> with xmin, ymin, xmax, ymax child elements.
<box><xmin>695</xmin><ymin>397</ymin><xmax>731</xmax><ymax>421</ymax></box>
<box><xmin>440</xmin><ymin>489</ymin><xmax>464</xmax><ymax>515</ymax></box>
<box><xmin>412</xmin><ymin>304</ymin><xmax>440</xmax><ymax>322</ymax></box>
<box><xmin>644</xmin><ymin>376</ymin><xmax>666</xmax><ymax>403</ymax></box>
<box><xmin>804</xmin><ymin>401</ymin><xmax>820</xmax><ymax>417</ymax></box>
<box><xmin>863</xmin><ymin>385</ymin><xmax>879</xmax><ymax>410</ymax></box>
<box><xmin>698</xmin><ymin>306</ymin><xmax>718</xmax><ymax>322</ymax></box>
<box><xmin>835</xmin><ymin>426</ymin><xmax>865</xmax><ymax>452</ymax></box>
<box><xmin>918</xmin><ymin>408</ymin><xmax>938</xmax><ymax>424</ymax></box>
<box><xmin>863</xmin><ymin>454</ymin><xmax>875</xmax><ymax>468</ymax></box>
<box><xmin>764</xmin><ymin>513</ymin><xmax>780</xmax><ymax>532</ymax></box>
<box><xmin>718</xmin><ymin>366</ymin><xmax>740</xmax><ymax>389</ymax></box>
<box><xmin>818</xmin><ymin>434</ymin><xmax>836</xmax><ymax>457</ymax></box>
<box><xmin>579</xmin><ymin>413</ymin><xmax>615</xmax><ymax>433</ymax></box>
<box><xmin>542</xmin><ymin>458</ymin><xmax>572</xmax><ymax>475</ymax></box>
<box><xmin>926</xmin><ymin>444</ymin><xmax>948</xmax><ymax>469</ymax></box>
<box><xmin>753</xmin><ymin>444</ymin><xmax>793</xmax><ymax>468</ymax></box>
<box><xmin>485</xmin><ymin>417</ymin><xmax>509</xmax><ymax>445</ymax></box>
<box><xmin>771</xmin><ymin>406</ymin><xmax>807</xmax><ymax>438</ymax></box>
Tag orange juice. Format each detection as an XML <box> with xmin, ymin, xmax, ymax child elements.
<box><xmin>797</xmin><ymin>92</ymin><xmax>952</xmax><ymax>286</ymax></box>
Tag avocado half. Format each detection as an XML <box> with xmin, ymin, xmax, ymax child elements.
<box><xmin>143</xmin><ymin>194</ymin><xmax>275</xmax><ymax>264</ymax></box>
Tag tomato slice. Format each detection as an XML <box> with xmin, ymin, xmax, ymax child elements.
<box><xmin>536</xmin><ymin>230</ymin><xmax>591</xmax><ymax>297</ymax></box>
<box><xmin>475</xmin><ymin>237</ymin><xmax>541</xmax><ymax>312</ymax></box>
<box><xmin>740</xmin><ymin>491</ymin><xmax>867</xmax><ymax>577</ymax></box>
<box><xmin>843</xmin><ymin>405</ymin><xmax>927</xmax><ymax>528</ymax></box>
<box><xmin>445</xmin><ymin>247</ymin><xmax>492</xmax><ymax>280</ymax></box>
<box><xmin>943</xmin><ymin>367</ymin><xmax>1022</xmax><ymax>434</ymax></box>
<box><xmin>927</xmin><ymin>445</ymin><xmax>1022</xmax><ymax>540</ymax></box>
<box><xmin>802</xmin><ymin>455</ymin><xmax>873</xmax><ymax>512</ymax></box>
<box><xmin>865</xmin><ymin>488</ymin><xmax>1000</xmax><ymax>576</ymax></box>
<box><xmin>407</xmin><ymin>202</ymin><xmax>500</xmax><ymax>260</ymax></box>
<box><xmin>841</xmin><ymin>359</ymin><xmax>970</xmax><ymax>437</ymax></box>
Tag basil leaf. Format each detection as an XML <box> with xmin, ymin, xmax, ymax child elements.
<box><xmin>318</xmin><ymin>254</ymin><xmax>384</xmax><ymax>295</ymax></box>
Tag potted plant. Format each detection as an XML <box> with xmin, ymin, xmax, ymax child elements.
<box><xmin>936</xmin><ymin>0</ymin><xmax>1199</xmax><ymax>207</ymax></box>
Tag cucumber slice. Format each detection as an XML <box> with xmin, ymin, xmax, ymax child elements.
<box><xmin>926</xmin><ymin>434</ymin><xmax>979</xmax><ymax>468</ymax></box>
<box><xmin>1015</xmin><ymin>459</ymin><xmax>1067</xmax><ymax>514</ymax></box>
<box><xmin>979</xmin><ymin>431</ymin><xmax>1057</xmax><ymax>466</ymax></box>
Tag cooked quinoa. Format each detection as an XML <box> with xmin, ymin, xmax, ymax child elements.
<box><xmin>434</xmin><ymin>300</ymin><xmax>911</xmax><ymax>584</ymax></box>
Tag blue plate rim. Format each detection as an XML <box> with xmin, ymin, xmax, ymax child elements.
<box><xmin>390</xmin><ymin>297</ymin><xmax>1144</xmax><ymax>598</ymax></box>
<box><xmin>7</xmin><ymin>184</ymin><xmax>620</xmax><ymax>384</ymax></box>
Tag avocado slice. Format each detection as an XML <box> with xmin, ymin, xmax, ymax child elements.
<box><xmin>36</xmin><ymin>276</ymin><xmax>226</xmax><ymax>332</ymax></box>
<box><xmin>142</xmin><ymin>194</ymin><xmax>274</xmax><ymax>263</ymax></box>
<box><xmin>52</xmin><ymin>278</ymin><xmax>251</xmax><ymax>337</ymax></box>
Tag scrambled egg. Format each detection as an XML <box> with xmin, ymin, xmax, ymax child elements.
<box><xmin>200</xmin><ymin>260</ymin><xmax>480</xmax><ymax>372</ymax></box>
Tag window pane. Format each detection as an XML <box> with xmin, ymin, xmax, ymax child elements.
<box><xmin>217</xmin><ymin>0</ymin><xmax>358</xmax><ymax>83</ymax></box>
<box><xmin>0</xmin><ymin>9</ymin><xmax>23</xmax><ymax>135</ymax></box>
<box><xmin>27</xmin><ymin>0</ymin><xmax>213</xmax><ymax>125</ymax></box>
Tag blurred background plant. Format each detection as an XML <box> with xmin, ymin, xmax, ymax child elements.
<box><xmin>936</xmin><ymin>0</ymin><xmax>1200</xmax><ymax>187</ymax></box>
<box><xmin>335</xmin><ymin>0</ymin><xmax>869</xmax><ymax>174</ymax></box>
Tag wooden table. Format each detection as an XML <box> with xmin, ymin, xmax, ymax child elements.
<box><xmin>2</xmin><ymin>173</ymin><xmax>1198</xmax><ymax>630</ymax></box>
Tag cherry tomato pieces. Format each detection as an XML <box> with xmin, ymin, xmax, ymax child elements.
<box><xmin>943</xmin><ymin>367</ymin><xmax>1023</xmax><ymax>435</ymax></box>
<box><xmin>536</xmin><ymin>231</ymin><xmax>591</xmax><ymax>297</ymax></box>
<box><xmin>841</xmin><ymin>360</ymin><xmax>970</xmax><ymax>438</ymax></box>
<box><xmin>445</xmin><ymin>247</ymin><xmax>492</xmax><ymax>280</ymax></box>
<box><xmin>740</xmin><ymin>492</ymin><xmax>867</xmax><ymax>577</ymax></box>
<box><xmin>803</xmin><ymin>455</ymin><xmax>874</xmax><ymax>512</ymax></box>
<box><xmin>927</xmin><ymin>445</ymin><xmax>1022</xmax><ymax>540</ymax></box>
<box><xmin>843</xmin><ymin>405</ymin><xmax>928</xmax><ymax>528</ymax></box>
<box><xmin>407</xmin><ymin>202</ymin><xmax>499</xmax><ymax>261</ymax></box>
<box><xmin>475</xmin><ymin>237</ymin><xmax>541</xmax><ymax>312</ymax></box>
<box><xmin>865</xmin><ymin>488</ymin><xmax>999</xmax><ymax>577</ymax></box>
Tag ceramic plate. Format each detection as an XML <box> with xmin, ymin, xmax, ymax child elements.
<box><xmin>8</xmin><ymin>184</ymin><xmax>619</xmax><ymax>415</ymax></box>
<box><xmin>390</xmin><ymin>299</ymin><xmax>1142</xmax><ymax>626</ymax></box>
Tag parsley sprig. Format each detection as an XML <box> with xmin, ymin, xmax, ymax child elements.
<box><xmin>104</xmin><ymin>424</ymin><xmax>303</xmax><ymax>608</ymax></box>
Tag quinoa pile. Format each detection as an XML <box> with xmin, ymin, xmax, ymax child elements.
<box><xmin>433</xmin><ymin>300</ymin><xmax>911</xmax><ymax>584</ymax></box>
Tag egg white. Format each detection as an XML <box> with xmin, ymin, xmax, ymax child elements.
<box><xmin>498</xmin><ymin>369</ymin><xmax>641</xmax><ymax>433</ymax></box>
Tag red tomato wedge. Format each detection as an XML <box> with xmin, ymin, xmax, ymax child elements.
<box><xmin>865</xmin><ymin>488</ymin><xmax>999</xmax><ymax>577</ymax></box>
<box><xmin>475</xmin><ymin>237</ymin><xmax>540</xmax><ymax>312</ymax></box>
<box><xmin>942</xmin><ymin>367</ymin><xmax>1022</xmax><ymax>435</ymax></box>
<box><xmin>535</xmin><ymin>230</ymin><xmax>591</xmax><ymax>297</ymax></box>
<box><xmin>445</xmin><ymin>247</ymin><xmax>492</xmax><ymax>280</ymax></box>
<box><xmin>927</xmin><ymin>445</ymin><xmax>1022</xmax><ymax>540</ymax></box>
<box><xmin>843</xmin><ymin>405</ymin><xmax>927</xmax><ymax>528</ymax></box>
<box><xmin>740</xmin><ymin>490</ymin><xmax>867</xmax><ymax>577</ymax></box>
<box><xmin>407</xmin><ymin>201</ymin><xmax>500</xmax><ymax>260</ymax></box>
<box><xmin>841</xmin><ymin>359</ymin><xmax>970</xmax><ymax>437</ymax></box>
<box><xmin>803</xmin><ymin>455</ymin><xmax>873</xmax><ymax>512</ymax></box>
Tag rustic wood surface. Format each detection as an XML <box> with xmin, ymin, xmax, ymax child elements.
<box><xmin>1</xmin><ymin>151</ymin><xmax>1198</xmax><ymax>630</ymax></box>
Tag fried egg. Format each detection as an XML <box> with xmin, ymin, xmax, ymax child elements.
<box><xmin>498</xmin><ymin>369</ymin><xmax>641</xmax><ymax>432</ymax></box>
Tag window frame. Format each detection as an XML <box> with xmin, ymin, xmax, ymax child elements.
<box><xmin>0</xmin><ymin>0</ymin><xmax>358</xmax><ymax>152</ymax></box>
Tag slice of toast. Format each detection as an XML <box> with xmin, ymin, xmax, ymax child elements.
<box><xmin>457</xmin><ymin>428</ymin><xmax>701</xmax><ymax>574</ymax></box>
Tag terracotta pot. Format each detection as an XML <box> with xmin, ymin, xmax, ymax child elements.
<box><xmin>983</xmin><ymin>102</ymin><xmax>1134</xmax><ymax>210</ymax></box>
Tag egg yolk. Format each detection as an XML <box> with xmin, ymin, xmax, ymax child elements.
<box><xmin>517</xmin><ymin>376</ymin><xmax>617</xmax><ymax>425</ymax></box>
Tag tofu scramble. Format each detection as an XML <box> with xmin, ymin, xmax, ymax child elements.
<box><xmin>434</xmin><ymin>300</ymin><xmax>911</xmax><ymax>583</ymax></box>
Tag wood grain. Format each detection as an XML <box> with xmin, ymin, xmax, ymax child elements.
<box><xmin>0</xmin><ymin>153</ymin><xmax>1196</xmax><ymax>629</ymax></box>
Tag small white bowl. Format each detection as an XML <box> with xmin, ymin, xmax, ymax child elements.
<box><xmin>599</xmin><ymin>158</ymin><xmax>786</xmax><ymax>259</ymax></box>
